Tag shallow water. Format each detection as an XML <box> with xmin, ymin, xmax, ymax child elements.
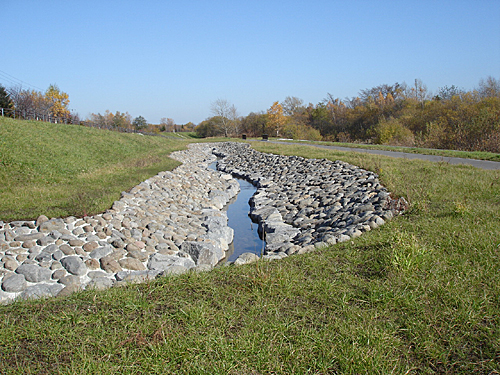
<box><xmin>209</xmin><ymin>161</ymin><xmax>264</xmax><ymax>262</ymax></box>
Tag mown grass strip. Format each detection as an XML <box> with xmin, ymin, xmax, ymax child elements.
<box><xmin>0</xmin><ymin>132</ymin><xmax>499</xmax><ymax>374</ymax></box>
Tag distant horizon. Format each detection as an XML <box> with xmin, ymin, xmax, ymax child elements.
<box><xmin>2</xmin><ymin>0</ymin><xmax>499</xmax><ymax>124</ymax></box>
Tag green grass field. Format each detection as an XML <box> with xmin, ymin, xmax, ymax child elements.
<box><xmin>0</xmin><ymin>119</ymin><xmax>499</xmax><ymax>374</ymax></box>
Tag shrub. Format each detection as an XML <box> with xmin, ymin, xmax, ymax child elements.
<box><xmin>371</xmin><ymin>117</ymin><xmax>415</xmax><ymax>146</ymax></box>
<box><xmin>282</xmin><ymin>121</ymin><xmax>322</xmax><ymax>141</ymax></box>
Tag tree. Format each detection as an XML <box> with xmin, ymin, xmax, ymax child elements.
<box><xmin>0</xmin><ymin>85</ymin><xmax>13</xmax><ymax>115</ymax></box>
<box><xmin>309</xmin><ymin>103</ymin><xmax>334</xmax><ymax>137</ymax></box>
<box><xmin>413</xmin><ymin>79</ymin><xmax>429</xmax><ymax>107</ymax></box>
<box><xmin>160</xmin><ymin>117</ymin><xmax>176</xmax><ymax>132</ymax></box>
<box><xmin>195</xmin><ymin>116</ymin><xmax>220</xmax><ymax>137</ymax></box>
<box><xmin>359</xmin><ymin>83</ymin><xmax>404</xmax><ymax>104</ymax></box>
<box><xmin>86</xmin><ymin>110</ymin><xmax>131</xmax><ymax>129</ymax></box>
<box><xmin>229</xmin><ymin>106</ymin><xmax>241</xmax><ymax>135</ymax></box>
<box><xmin>281</xmin><ymin>96</ymin><xmax>304</xmax><ymax>116</ymax></box>
<box><xmin>89</xmin><ymin>111</ymin><xmax>112</xmax><ymax>128</ymax></box>
<box><xmin>133</xmin><ymin>116</ymin><xmax>148</xmax><ymax>130</ymax></box>
<box><xmin>370</xmin><ymin>117</ymin><xmax>415</xmax><ymax>146</ymax></box>
<box><xmin>6</xmin><ymin>86</ymin><xmax>51</xmax><ymax>120</ymax></box>
<box><xmin>477</xmin><ymin>76</ymin><xmax>500</xmax><ymax>98</ymax></box>
<box><xmin>240</xmin><ymin>112</ymin><xmax>268</xmax><ymax>137</ymax></box>
<box><xmin>2</xmin><ymin>83</ymin><xmax>75</xmax><ymax>123</ymax></box>
<box><xmin>113</xmin><ymin>111</ymin><xmax>132</xmax><ymax>129</ymax></box>
<box><xmin>322</xmin><ymin>95</ymin><xmax>350</xmax><ymax>136</ymax></box>
<box><xmin>185</xmin><ymin>122</ymin><xmax>196</xmax><ymax>132</ymax></box>
<box><xmin>7</xmin><ymin>85</ymin><xmax>37</xmax><ymax>118</ymax></box>
<box><xmin>102</xmin><ymin>110</ymin><xmax>114</xmax><ymax>127</ymax></box>
<box><xmin>435</xmin><ymin>85</ymin><xmax>465</xmax><ymax>101</ymax></box>
<box><xmin>267</xmin><ymin>101</ymin><xmax>287</xmax><ymax>137</ymax></box>
<box><xmin>45</xmin><ymin>84</ymin><xmax>70</xmax><ymax>120</ymax></box>
<box><xmin>159</xmin><ymin>118</ymin><xmax>167</xmax><ymax>132</ymax></box>
<box><xmin>211</xmin><ymin>98</ymin><xmax>238</xmax><ymax>137</ymax></box>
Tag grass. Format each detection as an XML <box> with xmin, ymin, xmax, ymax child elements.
<box><xmin>162</xmin><ymin>131</ymin><xmax>201</xmax><ymax>139</ymax></box>
<box><xmin>262</xmin><ymin>138</ymin><xmax>500</xmax><ymax>162</ymax></box>
<box><xmin>0</xmin><ymin>125</ymin><xmax>499</xmax><ymax>373</ymax></box>
<box><xmin>0</xmin><ymin>117</ymin><xmax>191</xmax><ymax>221</ymax></box>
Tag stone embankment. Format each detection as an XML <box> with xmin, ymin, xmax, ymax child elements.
<box><xmin>0</xmin><ymin>142</ymin><xmax>403</xmax><ymax>304</ymax></box>
<box><xmin>214</xmin><ymin>142</ymin><xmax>402</xmax><ymax>258</ymax></box>
<box><xmin>0</xmin><ymin>144</ymin><xmax>239</xmax><ymax>303</ymax></box>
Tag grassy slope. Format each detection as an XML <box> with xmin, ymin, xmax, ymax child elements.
<box><xmin>0</xmin><ymin>117</ymin><xmax>190</xmax><ymax>221</ymax></box>
<box><xmin>0</xmin><ymin>128</ymin><xmax>499</xmax><ymax>374</ymax></box>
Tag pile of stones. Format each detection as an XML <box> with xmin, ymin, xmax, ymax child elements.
<box><xmin>0</xmin><ymin>142</ymin><xmax>402</xmax><ymax>304</ymax></box>
<box><xmin>214</xmin><ymin>142</ymin><xmax>399</xmax><ymax>258</ymax></box>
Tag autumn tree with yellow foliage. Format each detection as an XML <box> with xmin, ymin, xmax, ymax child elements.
<box><xmin>267</xmin><ymin>101</ymin><xmax>286</xmax><ymax>137</ymax></box>
<box><xmin>5</xmin><ymin>84</ymin><xmax>72</xmax><ymax>122</ymax></box>
<box><xmin>45</xmin><ymin>84</ymin><xmax>70</xmax><ymax>119</ymax></box>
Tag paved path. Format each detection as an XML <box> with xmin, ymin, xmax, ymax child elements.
<box><xmin>261</xmin><ymin>141</ymin><xmax>500</xmax><ymax>170</ymax></box>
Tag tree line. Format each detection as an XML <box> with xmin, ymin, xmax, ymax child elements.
<box><xmin>196</xmin><ymin>97</ymin><xmax>322</xmax><ymax>141</ymax></box>
<box><xmin>197</xmin><ymin>77</ymin><xmax>500</xmax><ymax>153</ymax></box>
<box><xmin>2</xmin><ymin>76</ymin><xmax>498</xmax><ymax>152</ymax></box>
<box><xmin>0</xmin><ymin>84</ymin><xmax>194</xmax><ymax>134</ymax></box>
<box><xmin>0</xmin><ymin>84</ymin><xmax>77</xmax><ymax>124</ymax></box>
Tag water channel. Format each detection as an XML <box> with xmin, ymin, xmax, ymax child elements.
<box><xmin>208</xmin><ymin>161</ymin><xmax>265</xmax><ymax>262</ymax></box>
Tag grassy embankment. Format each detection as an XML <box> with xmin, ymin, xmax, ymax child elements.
<box><xmin>0</xmin><ymin>119</ymin><xmax>499</xmax><ymax>374</ymax></box>
<box><xmin>0</xmin><ymin>117</ymin><xmax>192</xmax><ymax>221</ymax></box>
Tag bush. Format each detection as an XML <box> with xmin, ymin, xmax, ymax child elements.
<box><xmin>424</xmin><ymin>120</ymin><xmax>449</xmax><ymax>149</ymax></box>
<box><xmin>282</xmin><ymin>121</ymin><xmax>322</xmax><ymax>140</ymax></box>
<box><xmin>371</xmin><ymin>117</ymin><xmax>415</xmax><ymax>146</ymax></box>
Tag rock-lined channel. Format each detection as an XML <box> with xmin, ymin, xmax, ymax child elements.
<box><xmin>208</xmin><ymin>161</ymin><xmax>265</xmax><ymax>263</ymax></box>
<box><xmin>213</xmin><ymin>143</ymin><xmax>405</xmax><ymax>259</ymax></box>
<box><xmin>224</xmin><ymin>176</ymin><xmax>265</xmax><ymax>262</ymax></box>
<box><xmin>0</xmin><ymin>142</ymin><xmax>403</xmax><ymax>304</ymax></box>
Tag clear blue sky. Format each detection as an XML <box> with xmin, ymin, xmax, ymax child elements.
<box><xmin>2</xmin><ymin>0</ymin><xmax>499</xmax><ymax>124</ymax></box>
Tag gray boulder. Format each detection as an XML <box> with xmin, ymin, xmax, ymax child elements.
<box><xmin>86</xmin><ymin>277</ymin><xmax>114</xmax><ymax>290</ymax></box>
<box><xmin>233</xmin><ymin>252</ymin><xmax>260</xmax><ymax>266</ymax></box>
<box><xmin>147</xmin><ymin>253</ymin><xmax>195</xmax><ymax>271</ymax></box>
<box><xmin>14</xmin><ymin>233</ymin><xmax>44</xmax><ymax>242</ymax></box>
<box><xmin>260</xmin><ymin>221</ymin><xmax>300</xmax><ymax>246</ymax></box>
<box><xmin>19</xmin><ymin>283</ymin><xmax>64</xmax><ymax>300</ymax></box>
<box><xmin>39</xmin><ymin>218</ymin><xmax>65</xmax><ymax>233</ymax></box>
<box><xmin>116</xmin><ymin>270</ymin><xmax>161</xmax><ymax>283</ymax></box>
<box><xmin>118</xmin><ymin>257</ymin><xmax>146</xmax><ymax>271</ymax></box>
<box><xmin>16</xmin><ymin>264</ymin><xmax>52</xmax><ymax>282</ymax></box>
<box><xmin>35</xmin><ymin>251</ymin><xmax>53</xmax><ymax>263</ymax></box>
<box><xmin>60</xmin><ymin>256</ymin><xmax>87</xmax><ymax>276</ymax></box>
<box><xmin>181</xmin><ymin>241</ymin><xmax>224</xmax><ymax>267</ymax></box>
<box><xmin>250</xmin><ymin>206</ymin><xmax>282</xmax><ymax>222</ymax></box>
<box><xmin>58</xmin><ymin>275</ymin><xmax>81</xmax><ymax>286</ymax></box>
<box><xmin>162</xmin><ymin>265</ymin><xmax>189</xmax><ymax>276</ymax></box>
<box><xmin>2</xmin><ymin>273</ymin><xmax>27</xmax><ymax>293</ymax></box>
<box><xmin>89</xmin><ymin>246</ymin><xmax>113</xmax><ymax>260</ymax></box>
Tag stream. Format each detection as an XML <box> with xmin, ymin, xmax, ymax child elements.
<box><xmin>209</xmin><ymin>161</ymin><xmax>265</xmax><ymax>262</ymax></box>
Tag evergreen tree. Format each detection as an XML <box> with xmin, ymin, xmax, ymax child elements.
<box><xmin>133</xmin><ymin>115</ymin><xmax>148</xmax><ymax>130</ymax></box>
<box><xmin>0</xmin><ymin>85</ymin><xmax>13</xmax><ymax>115</ymax></box>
